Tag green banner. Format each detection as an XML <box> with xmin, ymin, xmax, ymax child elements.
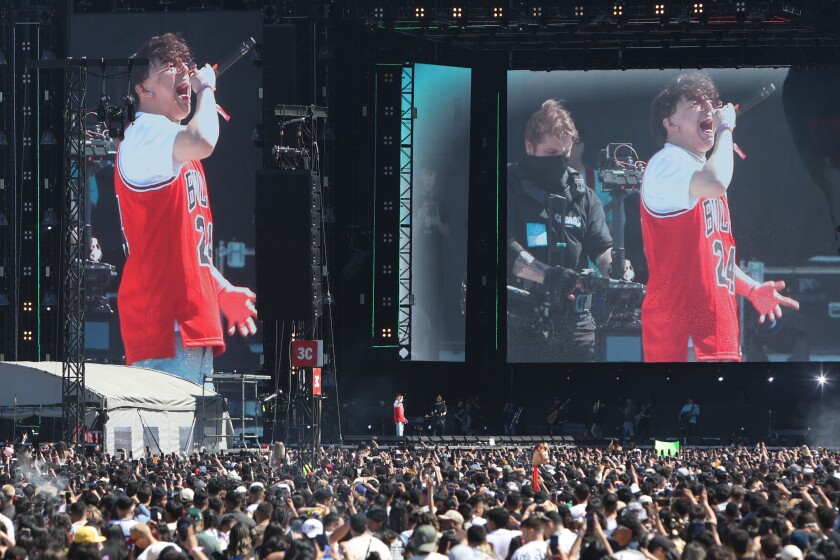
<box><xmin>654</xmin><ymin>440</ymin><xmax>680</xmax><ymax>456</ymax></box>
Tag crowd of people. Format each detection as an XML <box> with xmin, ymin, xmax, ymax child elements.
<box><xmin>2</xmin><ymin>440</ymin><xmax>840</xmax><ymax>560</ymax></box>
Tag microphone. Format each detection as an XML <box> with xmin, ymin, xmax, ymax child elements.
<box><xmin>281</xmin><ymin>117</ymin><xmax>307</xmax><ymax>127</ymax></box>
<box><xmin>723</xmin><ymin>83</ymin><xmax>776</xmax><ymax>161</ymax></box>
<box><xmin>193</xmin><ymin>37</ymin><xmax>255</xmax><ymax>123</ymax></box>
<box><xmin>213</xmin><ymin>37</ymin><xmax>257</xmax><ymax>77</ymax></box>
<box><xmin>734</xmin><ymin>83</ymin><xmax>776</xmax><ymax>116</ymax></box>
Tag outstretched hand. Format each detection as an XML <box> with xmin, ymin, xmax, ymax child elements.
<box><xmin>218</xmin><ymin>286</ymin><xmax>258</xmax><ymax>336</ymax></box>
<box><xmin>748</xmin><ymin>280</ymin><xmax>799</xmax><ymax>324</ymax></box>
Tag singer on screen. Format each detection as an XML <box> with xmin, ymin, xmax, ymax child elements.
<box><xmin>640</xmin><ymin>72</ymin><xmax>798</xmax><ymax>362</ymax></box>
<box><xmin>114</xmin><ymin>33</ymin><xmax>258</xmax><ymax>383</ymax></box>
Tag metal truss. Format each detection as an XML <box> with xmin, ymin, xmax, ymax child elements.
<box><xmin>347</xmin><ymin>1</ymin><xmax>840</xmax><ymax>68</ymax></box>
<box><xmin>62</xmin><ymin>63</ymin><xmax>86</xmax><ymax>448</ymax></box>
<box><xmin>397</xmin><ymin>65</ymin><xmax>414</xmax><ymax>354</ymax></box>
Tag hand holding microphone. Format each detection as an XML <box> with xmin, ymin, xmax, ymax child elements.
<box><xmin>190</xmin><ymin>63</ymin><xmax>217</xmax><ymax>94</ymax></box>
<box><xmin>713</xmin><ymin>103</ymin><xmax>737</xmax><ymax>134</ymax></box>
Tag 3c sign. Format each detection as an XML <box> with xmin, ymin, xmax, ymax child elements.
<box><xmin>291</xmin><ymin>340</ymin><xmax>324</xmax><ymax>367</ymax></box>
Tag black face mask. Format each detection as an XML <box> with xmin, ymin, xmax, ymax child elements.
<box><xmin>522</xmin><ymin>154</ymin><xmax>570</xmax><ymax>191</ymax></box>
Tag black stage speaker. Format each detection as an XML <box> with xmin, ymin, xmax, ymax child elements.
<box><xmin>255</xmin><ymin>170</ymin><xmax>321</xmax><ymax>321</ymax></box>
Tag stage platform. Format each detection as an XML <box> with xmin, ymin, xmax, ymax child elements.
<box><xmin>341</xmin><ymin>434</ymin><xmax>579</xmax><ymax>448</ymax></box>
<box><xmin>323</xmin><ymin>436</ymin><xmax>823</xmax><ymax>452</ymax></box>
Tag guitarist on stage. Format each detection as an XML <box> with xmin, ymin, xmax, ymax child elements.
<box><xmin>591</xmin><ymin>398</ymin><xmax>607</xmax><ymax>439</ymax></box>
<box><xmin>620</xmin><ymin>398</ymin><xmax>636</xmax><ymax>443</ymax></box>
<box><xmin>431</xmin><ymin>395</ymin><xmax>448</xmax><ymax>436</ymax></box>
<box><xmin>679</xmin><ymin>397</ymin><xmax>700</xmax><ymax>446</ymax></box>
<box><xmin>546</xmin><ymin>397</ymin><xmax>570</xmax><ymax>435</ymax></box>
<box><xmin>635</xmin><ymin>402</ymin><xmax>652</xmax><ymax>443</ymax></box>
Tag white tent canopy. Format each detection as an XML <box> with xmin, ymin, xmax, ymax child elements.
<box><xmin>0</xmin><ymin>361</ymin><xmax>231</xmax><ymax>456</ymax></box>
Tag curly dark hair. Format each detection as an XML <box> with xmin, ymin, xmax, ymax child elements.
<box><xmin>650</xmin><ymin>72</ymin><xmax>720</xmax><ymax>145</ymax></box>
<box><xmin>129</xmin><ymin>33</ymin><xmax>194</xmax><ymax>97</ymax></box>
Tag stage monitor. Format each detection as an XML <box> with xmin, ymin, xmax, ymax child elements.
<box><xmin>506</xmin><ymin>68</ymin><xmax>840</xmax><ymax>363</ymax></box>
<box><xmin>70</xmin><ymin>12</ymin><xmax>264</xmax><ymax>373</ymax></box>
<box><xmin>409</xmin><ymin>64</ymin><xmax>471</xmax><ymax>362</ymax></box>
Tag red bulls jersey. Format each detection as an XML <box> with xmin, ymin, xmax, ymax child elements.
<box><xmin>640</xmin><ymin>144</ymin><xmax>741</xmax><ymax>361</ymax></box>
<box><xmin>115</xmin><ymin>116</ymin><xmax>224</xmax><ymax>365</ymax></box>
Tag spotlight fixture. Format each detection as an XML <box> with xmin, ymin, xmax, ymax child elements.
<box><xmin>41</xmin><ymin>208</ymin><xmax>59</xmax><ymax>231</ymax></box>
<box><xmin>613</xmin><ymin>2</ymin><xmax>624</xmax><ymax>17</ymax></box>
<box><xmin>40</xmin><ymin>129</ymin><xmax>56</xmax><ymax>145</ymax></box>
<box><xmin>452</xmin><ymin>6</ymin><xmax>463</xmax><ymax>18</ymax></box>
<box><xmin>373</xmin><ymin>6</ymin><xmax>384</xmax><ymax>19</ymax></box>
<box><xmin>251</xmin><ymin>125</ymin><xmax>264</xmax><ymax>148</ymax></box>
<box><xmin>655</xmin><ymin>3</ymin><xmax>666</xmax><ymax>16</ymax></box>
<box><xmin>574</xmin><ymin>6</ymin><xmax>585</xmax><ymax>17</ymax></box>
<box><xmin>415</xmin><ymin>6</ymin><xmax>425</xmax><ymax>18</ymax></box>
<box><xmin>693</xmin><ymin>2</ymin><xmax>704</xmax><ymax>14</ymax></box>
<box><xmin>251</xmin><ymin>43</ymin><xmax>263</xmax><ymax>66</ymax></box>
<box><xmin>532</xmin><ymin>6</ymin><xmax>542</xmax><ymax>18</ymax></box>
<box><xmin>108</xmin><ymin>113</ymin><xmax>126</xmax><ymax>141</ymax></box>
<box><xmin>41</xmin><ymin>291</ymin><xmax>58</xmax><ymax>311</ymax></box>
<box><xmin>817</xmin><ymin>374</ymin><xmax>827</xmax><ymax>385</ymax></box>
<box><xmin>492</xmin><ymin>6</ymin><xmax>504</xmax><ymax>18</ymax></box>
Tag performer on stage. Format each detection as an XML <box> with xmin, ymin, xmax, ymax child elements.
<box><xmin>503</xmin><ymin>401</ymin><xmax>518</xmax><ymax>435</ymax></box>
<box><xmin>641</xmin><ymin>72</ymin><xmax>799</xmax><ymax>362</ymax></box>
<box><xmin>546</xmin><ymin>397</ymin><xmax>569</xmax><ymax>436</ymax></box>
<box><xmin>679</xmin><ymin>397</ymin><xmax>700</xmax><ymax>446</ymax></box>
<box><xmin>431</xmin><ymin>395</ymin><xmax>447</xmax><ymax>436</ymax></box>
<box><xmin>393</xmin><ymin>394</ymin><xmax>408</xmax><ymax>437</ymax></box>
<box><xmin>635</xmin><ymin>402</ymin><xmax>652</xmax><ymax>443</ymax></box>
<box><xmin>590</xmin><ymin>399</ymin><xmax>607</xmax><ymax>439</ymax></box>
<box><xmin>620</xmin><ymin>398</ymin><xmax>636</xmax><ymax>443</ymax></box>
<box><xmin>115</xmin><ymin>33</ymin><xmax>258</xmax><ymax>384</ymax></box>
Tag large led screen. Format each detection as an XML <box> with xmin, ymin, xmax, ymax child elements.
<box><xmin>507</xmin><ymin>68</ymin><xmax>840</xmax><ymax>363</ymax></box>
<box><xmin>410</xmin><ymin>64</ymin><xmax>471</xmax><ymax>361</ymax></box>
<box><xmin>70</xmin><ymin>13</ymin><xmax>263</xmax><ymax>374</ymax></box>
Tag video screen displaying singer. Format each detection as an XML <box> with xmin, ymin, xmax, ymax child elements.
<box><xmin>70</xmin><ymin>13</ymin><xmax>263</xmax><ymax>377</ymax></box>
<box><xmin>507</xmin><ymin>68</ymin><xmax>840</xmax><ymax>363</ymax></box>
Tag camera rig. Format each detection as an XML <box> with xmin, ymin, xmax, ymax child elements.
<box><xmin>597</xmin><ymin>143</ymin><xmax>645</xmax><ymax>194</ymax></box>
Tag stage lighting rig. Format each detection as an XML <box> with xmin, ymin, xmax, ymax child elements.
<box><xmin>692</xmin><ymin>2</ymin><xmax>708</xmax><ymax>23</ymax></box>
<box><xmin>655</xmin><ymin>3</ymin><xmax>669</xmax><ymax>25</ymax></box>
<box><xmin>96</xmin><ymin>94</ymin><xmax>135</xmax><ymax>142</ymax></box>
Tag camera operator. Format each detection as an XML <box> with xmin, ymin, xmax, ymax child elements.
<box><xmin>508</xmin><ymin>99</ymin><xmax>630</xmax><ymax>362</ymax></box>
